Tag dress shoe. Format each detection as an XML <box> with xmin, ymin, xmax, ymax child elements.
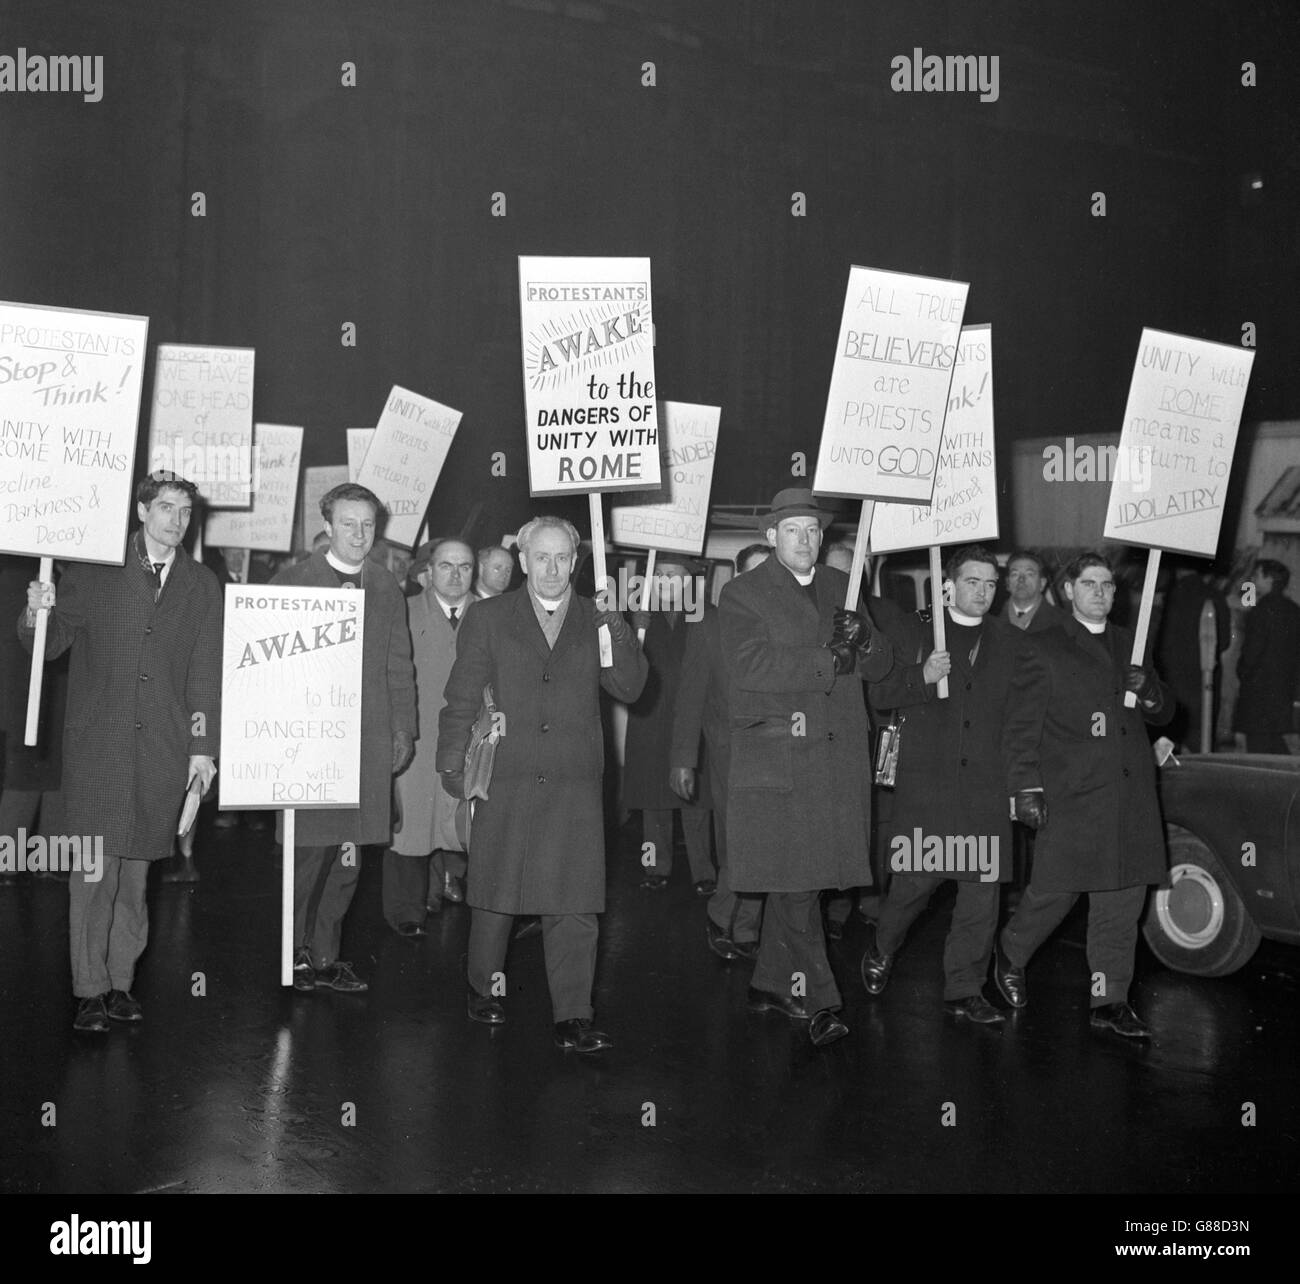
<box><xmin>315</xmin><ymin>961</ymin><xmax>368</xmax><ymax>993</ymax></box>
<box><xmin>442</xmin><ymin>871</ymin><xmax>465</xmax><ymax>903</ymax></box>
<box><xmin>809</xmin><ymin>1008</ymin><xmax>850</xmax><ymax>1047</ymax></box>
<box><xmin>706</xmin><ymin>917</ymin><xmax>741</xmax><ymax>960</ymax></box>
<box><xmin>993</xmin><ymin>938</ymin><xmax>1027</xmax><ymax>1009</ymax></box>
<box><xmin>859</xmin><ymin>926</ymin><xmax>894</xmax><ymax>996</ymax></box>
<box><xmin>467</xmin><ymin>988</ymin><xmax>505</xmax><ymax>1025</ymax></box>
<box><xmin>292</xmin><ymin>946</ymin><xmax>316</xmax><ymax>993</ymax></box>
<box><xmin>514</xmin><ymin>916</ymin><xmax>542</xmax><ymax>941</ymax></box>
<box><xmin>746</xmin><ymin>986</ymin><xmax>810</xmax><ymax>1021</ymax></box>
<box><xmin>640</xmin><ymin>874</ymin><xmax>669</xmax><ymax>890</ymax></box>
<box><xmin>730</xmin><ymin>938</ymin><xmax>759</xmax><ymax>963</ymax></box>
<box><xmin>394</xmin><ymin>921</ymin><xmax>426</xmax><ymax>938</ymax></box>
<box><xmin>694</xmin><ymin>878</ymin><xmax>717</xmax><ymax>897</ymax></box>
<box><xmin>106</xmin><ymin>989</ymin><xmax>143</xmax><ymax>1022</ymax></box>
<box><xmin>945</xmin><ymin>994</ymin><xmax>1006</xmax><ymax>1024</ymax></box>
<box><xmin>73</xmin><ymin>994</ymin><xmax>110</xmax><ymax>1034</ymax></box>
<box><xmin>1089</xmin><ymin>1002</ymin><xmax>1151</xmax><ymax>1039</ymax></box>
<box><xmin>554</xmin><ymin>1018</ymin><xmax>613</xmax><ymax>1052</ymax></box>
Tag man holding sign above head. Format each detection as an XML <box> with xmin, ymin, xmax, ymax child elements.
<box><xmin>995</xmin><ymin>552</ymin><xmax>1172</xmax><ymax>1039</ymax></box>
<box><xmin>271</xmin><ymin>483</ymin><xmax>416</xmax><ymax>994</ymax></box>
<box><xmin>719</xmin><ymin>488</ymin><xmax>893</xmax><ymax>1048</ymax></box>
<box><xmin>437</xmin><ymin>516</ymin><xmax>647</xmax><ymax>1053</ymax></box>
<box><xmin>19</xmin><ymin>472</ymin><xmax>222</xmax><ymax>1033</ymax></box>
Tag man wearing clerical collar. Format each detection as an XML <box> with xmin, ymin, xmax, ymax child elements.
<box><xmin>995</xmin><ymin>551</ymin><xmax>1173</xmax><ymax>1039</ymax></box>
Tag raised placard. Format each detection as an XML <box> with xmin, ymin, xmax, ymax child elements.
<box><xmin>300</xmin><ymin>464</ymin><xmax>348</xmax><ymax>551</ymax></box>
<box><xmin>346</xmin><ymin>427</ymin><xmax>374</xmax><ymax>482</ymax></box>
<box><xmin>205</xmin><ymin>424</ymin><xmax>303</xmax><ymax>552</ymax></box>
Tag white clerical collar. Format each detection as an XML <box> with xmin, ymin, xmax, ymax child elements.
<box><xmin>792</xmin><ymin>568</ymin><xmax>815</xmax><ymax>586</ymax></box>
<box><xmin>532</xmin><ymin>588</ymin><xmax>570</xmax><ymax>611</ymax></box>
<box><xmin>1074</xmin><ymin>611</ymin><xmax>1106</xmax><ymax>635</ymax></box>
<box><xmin>948</xmin><ymin>607</ymin><xmax>983</xmax><ymax>626</ymax></box>
<box><xmin>326</xmin><ymin>550</ymin><xmax>365</xmax><ymax>575</ymax></box>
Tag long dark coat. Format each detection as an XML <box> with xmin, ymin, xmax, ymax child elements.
<box><xmin>18</xmin><ymin>538</ymin><xmax>222</xmax><ymax>861</ymax></box>
<box><xmin>436</xmin><ymin>587</ymin><xmax>647</xmax><ymax>914</ymax></box>
<box><xmin>623</xmin><ymin>611</ymin><xmax>711</xmax><ymax>810</ymax></box>
<box><xmin>2</xmin><ymin>556</ymin><xmax>67</xmax><ymax>792</ymax></box>
<box><xmin>870</xmin><ymin>608</ymin><xmax>1019</xmax><ymax>884</ymax></box>
<box><xmin>271</xmin><ymin>551</ymin><xmax>416</xmax><ymax>847</ymax></box>
<box><xmin>719</xmin><ymin>556</ymin><xmax>893</xmax><ymax>893</ymax></box>
<box><xmin>1003</xmin><ymin>614</ymin><xmax>1172</xmax><ymax>893</ymax></box>
<box><xmin>1234</xmin><ymin>591</ymin><xmax>1300</xmax><ymax>736</ymax></box>
<box><xmin>670</xmin><ymin>606</ymin><xmax>728</xmax><ymax>788</ymax></box>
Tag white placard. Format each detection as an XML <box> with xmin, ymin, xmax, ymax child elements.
<box><xmin>219</xmin><ymin>584</ymin><xmax>364</xmax><ymax>809</ymax></box>
<box><xmin>147</xmin><ymin>344</ymin><xmax>255</xmax><ymax>507</ymax></box>
<box><xmin>354</xmin><ymin>386</ymin><xmax>461</xmax><ymax>548</ymax></box>
<box><xmin>609</xmin><ymin>401</ymin><xmax>720</xmax><ymax>555</ymax></box>
<box><xmin>301</xmin><ymin>464</ymin><xmax>348</xmax><ymax>551</ymax></box>
<box><xmin>0</xmin><ymin>300</ymin><xmax>149</xmax><ymax>564</ymax></box>
<box><xmin>1103</xmin><ymin>329</ymin><xmax>1255</xmax><ymax>557</ymax></box>
<box><xmin>205</xmin><ymin>424</ymin><xmax>303</xmax><ymax>552</ymax></box>
<box><xmin>519</xmin><ymin>256</ymin><xmax>660</xmax><ymax>497</ymax></box>
<box><xmin>869</xmin><ymin>325</ymin><xmax>997</xmax><ymax>552</ymax></box>
<box><xmin>813</xmin><ymin>265</ymin><xmax>969</xmax><ymax>504</ymax></box>
<box><xmin>346</xmin><ymin>428</ymin><xmax>374</xmax><ymax>482</ymax></box>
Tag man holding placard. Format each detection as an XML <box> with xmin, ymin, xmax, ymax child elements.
<box><xmin>20</xmin><ymin>472</ymin><xmax>222</xmax><ymax>1033</ymax></box>
<box><xmin>271</xmin><ymin>483</ymin><xmax>416</xmax><ymax>993</ymax></box>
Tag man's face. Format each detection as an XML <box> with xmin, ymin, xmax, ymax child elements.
<box><xmin>654</xmin><ymin>561</ymin><xmax>690</xmax><ymax>610</ymax></box>
<box><xmin>824</xmin><ymin>546</ymin><xmax>853</xmax><ymax>574</ymax></box>
<box><xmin>768</xmin><ymin>516</ymin><xmax>822</xmax><ymax>575</ymax></box>
<box><xmin>423</xmin><ymin>541</ymin><xmax>474</xmax><ymax>604</ymax></box>
<box><xmin>1007</xmin><ymin>557</ymin><xmax>1045</xmax><ymax>606</ymax></box>
<box><xmin>948</xmin><ymin>560</ymin><xmax>999</xmax><ymax>618</ymax></box>
<box><xmin>1253</xmin><ymin>566</ymin><xmax>1276</xmax><ymax>597</ymax></box>
<box><xmin>738</xmin><ymin>549</ymin><xmax>770</xmax><ymax>574</ymax></box>
<box><xmin>1064</xmin><ymin>565</ymin><xmax>1117</xmax><ymax>624</ymax></box>
<box><xmin>479</xmin><ymin>549</ymin><xmax>513</xmax><ymax>595</ymax></box>
<box><xmin>325</xmin><ymin>499</ymin><xmax>377</xmax><ymax>564</ymax></box>
<box><xmin>137</xmin><ymin>487</ymin><xmax>192</xmax><ymax>551</ymax></box>
<box><xmin>521</xmin><ymin>526</ymin><xmax>575</xmax><ymax>599</ymax></box>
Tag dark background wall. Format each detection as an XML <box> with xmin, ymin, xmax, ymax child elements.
<box><xmin>2</xmin><ymin>0</ymin><xmax>1296</xmax><ymax>547</ymax></box>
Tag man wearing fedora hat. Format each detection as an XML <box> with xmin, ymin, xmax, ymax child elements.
<box><xmin>718</xmin><ymin>487</ymin><xmax>893</xmax><ymax>1047</ymax></box>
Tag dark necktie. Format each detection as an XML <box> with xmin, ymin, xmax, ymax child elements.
<box><xmin>152</xmin><ymin>562</ymin><xmax>165</xmax><ymax>601</ymax></box>
<box><xmin>448</xmin><ymin>606</ymin><xmax>459</xmax><ymax>630</ymax></box>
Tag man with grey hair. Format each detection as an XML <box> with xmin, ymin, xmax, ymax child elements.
<box><xmin>438</xmin><ymin>514</ymin><xmax>647</xmax><ymax>1052</ymax></box>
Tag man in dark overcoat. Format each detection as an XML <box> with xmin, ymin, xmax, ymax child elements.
<box><xmin>271</xmin><ymin>483</ymin><xmax>416</xmax><ymax>993</ymax></box>
<box><xmin>437</xmin><ymin>515</ymin><xmax>647</xmax><ymax>1053</ymax></box>
<box><xmin>719</xmin><ymin>489</ymin><xmax>893</xmax><ymax>1048</ymax></box>
<box><xmin>20</xmin><ymin>473</ymin><xmax>222</xmax><ymax>1033</ymax></box>
<box><xmin>1000</xmin><ymin>548</ymin><xmax>1063</xmax><ymax>634</ymax></box>
<box><xmin>995</xmin><ymin>551</ymin><xmax>1173</xmax><ymax>1038</ymax></box>
<box><xmin>1233</xmin><ymin>558</ymin><xmax>1300</xmax><ymax>754</ymax></box>
<box><xmin>862</xmin><ymin>546</ymin><xmax>1019</xmax><ymax>1023</ymax></box>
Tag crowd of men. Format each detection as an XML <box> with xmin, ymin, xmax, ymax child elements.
<box><xmin>8</xmin><ymin>473</ymin><xmax>1299</xmax><ymax>1050</ymax></box>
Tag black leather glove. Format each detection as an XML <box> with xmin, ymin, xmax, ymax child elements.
<box><xmin>833</xmin><ymin>608</ymin><xmax>872</xmax><ymax>650</ymax></box>
<box><xmin>827</xmin><ymin>640</ymin><xmax>857</xmax><ymax>676</ymax></box>
<box><xmin>1013</xmin><ymin>790</ymin><xmax>1048</xmax><ymax>830</ymax></box>
<box><xmin>1125</xmin><ymin>665</ymin><xmax>1160</xmax><ymax>706</ymax></box>
<box><xmin>594</xmin><ymin>609</ymin><xmax>633</xmax><ymax>645</ymax></box>
<box><xmin>440</xmin><ymin>770</ymin><xmax>465</xmax><ymax>800</ymax></box>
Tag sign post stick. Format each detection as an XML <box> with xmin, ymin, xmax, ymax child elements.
<box><xmin>1124</xmin><ymin>547</ymin><xmax>1161</xmax><ymax>709</ymax></box>
<box><xmin>929</xmin><ymin>544</ymin><xmax>949</xmax><ymax>700</ymax></box>
<box><xmin>844</xmin><ymin>501</ymin><xmax>873</xmax><ymax>608</ymax></box>
<box><xmin>638</xmin><ymin>547</ymin><xmax>657</xmax><ymax>642</ymax></box>
<box><xmin>589</xmin><ymin>493</ymin><xmax>613</xmax><ymax>666</ymax></box>
<box><xmin>23</xmin><ymin>556</ymin><xmax>54</xmax><ymax>746</ymax></box>
<box><xmin>281</xmin><ymin>809</ymin><xmax>295</xmax><ymax>987</ymax></box>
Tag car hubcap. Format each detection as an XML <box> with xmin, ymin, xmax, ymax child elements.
<box><xmin>1155</xmin><ymin>862</ymin><xmax>1226</xmax><ymax>949</ymax></box>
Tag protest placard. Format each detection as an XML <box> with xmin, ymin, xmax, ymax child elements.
<box><xmin>354</xmin><ymin>386</ymin><xmax>461</xmax><ymax>548</ymax></box>
<box><xmin>869</xmin><ymin>326</ymin><xmax>996</xmax><ymax>552</ymax></box>
<box><xmin>346</xmin><ymin>427</ymin><xmax>373</xmax><ymax>482</ymax></box>
<box><xmin>205</xmin><ymin>424</ymin><xmax>303</xmax><ymax>552</ymax></box>
<box><xmin>300</xmin><ymin>464</ymin><xmax>348</xmax><ymax>551</ymax></box>
<box><xmin>147</xmin><ymin>344</ymin><xmax>255</xmax><ymax>507</ymax></box>
<box><xmin>519</xmin><ymin>256</ymin><xmax>660</xmax><ymax>497</ymax></box>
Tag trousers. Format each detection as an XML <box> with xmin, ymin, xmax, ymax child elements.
<box><xmin>468</xmin><ymin>907</ymin><xmax>599</xmax><ymax>1023</ymax></box>
<box><xmin>752</xmin><ymin>890</ymin><xmax>841</xmax><ymax>1013</ymax></box>
<box><xmin>70</xmin><ymin>855</ymin><xmax>149</xmax><ymax>997</ymax></box>
<box><xmin>295</xmin><ymin>844</ymin><xmax>361</xmax><ymax>967</ymax></box>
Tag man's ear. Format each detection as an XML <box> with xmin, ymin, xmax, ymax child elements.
<box><xmin>137</xmin><ymin>501</ymin><xmax>148</xmax><ymax>524</ymax></box>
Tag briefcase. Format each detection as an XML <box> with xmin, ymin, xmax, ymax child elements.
<box><xmin>464</xmin><ymin>684</ymin><xmax>501</xmax><ymax>802</ymax></box>
<box><xmin>874</xmin><ymin>714</ymin><xmax>904</xmax><ymax>788</ymax></box>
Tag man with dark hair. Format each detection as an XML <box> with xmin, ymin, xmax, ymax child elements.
<box><xmin>1001</xmin><ymin>548</ymin><xmax>1062</xmax><ymax>633</ymax></box>
<box><xmin>1234</xmin><ymin>558</ymin><xmax>1300</xmax><ymax>754</ymax></box>
<box><xmin>20</xmin><ymin>472</ymin><xmax>221</xmax><ymax>1032</ymax></box>
<box><xmin>994</xmin><ymin>551</ymin><xmax>1173</xmax><ymax>1038</ymax></box>
<box><xmin>272</xmin><ymin>482</ymin><xmax>416</xmax><ymax>993</ymax></box>
<box><xmin>474</xmin><ymin>545</ymin><xmax>514</xmax><ymax>600</ymax></box>
<box><xmin>861</xmin><ymin>546</ymin><xmax>1018</xmax><ymax>1023</ymax></box>
<box><xmin>736</xmin><ymin>543</ymin><xmax>770</xmax><ymax>572</ymax></box>
<box><xmin>720</xmin><ymin>488</ymin><xmax>893</xmax><ymax>1048</ymax></box>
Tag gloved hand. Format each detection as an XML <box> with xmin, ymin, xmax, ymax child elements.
<box><xmin>392</xmin><ymin>730</ymin><xmax>414</xmax><ymax>774</ymax></box>
<box><xmin>440</xmin><ymin>769</ymin><xmax>465</xmax><ymax>800</ymax></box>
<box><xmin>1125</xmin><ymin>665</ymin><xmax>1160</xmax><ymax>707</ymax></box>
<box><xmin>1013</xmin><ymin>790</ymin><xmax>1048</xmax><ymax>830</ymax></box>
<box><xmin>669</xmin><ymin>767</ymin><xmax>697</xmax><ymax>803</ymax></box>
<box><xmin>833</xmin><ymin>608</ymin><xmax>872</xmax><ymax>649</ymax></box>
<box><xmin>827</xmin><ymin>639</ymin><xmax>857</xmax><ymax>676</ymax></box>
<box><xmin>594</xmin><ymin>609</ymin><xmax>633</xmax><ymax>645</ymax></box>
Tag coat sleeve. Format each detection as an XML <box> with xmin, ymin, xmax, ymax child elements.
<box><xmin>1002</xmin><ymin>633</ymin><xmax>1049</xmax><ymax>794</ymax></box>
<box><xmin>16</xmin><ymin>563</ymin><xmax>84</xmax><ymax>660</ymax></box>
<box><xmin>669</xmin><ymin>616</ymin><xmax>710</xmax><ymax>768</ymax></box>
<box><xmin>720</xmin><ymin>583</ymin><xmax>837</xmax><ymax>693</ymax></box>
<box><xmin>435</xmin><ymin>603</ymin><xmax>492</xmax><ymax>774</ymax></box>
<box><xmin>1138</xmin><ymin>670</ymin><xmax>1175</xmax><ymax>728</ymax></box>
<box><xmin>386</xmin><ymin>589</ymin><xmax>417</xmax><ymax>740</ymax></box>
<box><xmin>600</xmin><ymin>617</ymin><xmax>649</xmax><ymax>704</ymax></box>
<box><xmin>186</xmin><ymin>577</ymin><xmax>223</xmax><ymax>756</ymax></box>
<box><xmin>868</xmin><ymin>614</ymin><xmax>932</xmax><ymax>711</ymax></box>
<box><xmin>853</xmin><ymin>596</ymin><xmax>894</xmax><ymax>684</ymax></box>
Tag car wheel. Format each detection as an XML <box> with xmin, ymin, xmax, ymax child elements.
<box><xmin>1142</xmin><ymin>828</ymin><xmax>1262</xmax><ymax>977</ymax></box>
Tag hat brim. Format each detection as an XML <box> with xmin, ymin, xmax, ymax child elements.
<box><xmin>762</xmin><ymin>507</ymin><xmax>835</xmax><ymax>531</ymax></box>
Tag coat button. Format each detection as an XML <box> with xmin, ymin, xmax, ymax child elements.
<box><xmin>135</xmin><ymin>721</ymin><xmax>142</xmax><ymax>729</ymax></box>
<box><xmin>965</xmin><ymin>682</ymin><xmax>972</xmax><ymax>691</ymax></box>
<box><xmin>145</xmin><ymin>627</ymin><xmax>152</xmax><ymax>634</ymax></box>
<box><xmin>963</xmin><ymin>720</ymin><xmax>971</xmax><ymax>729</ymax></box>
<box><xmin>542</xmin><ymin>673</ymin><xmax>551</xmax><ymax>682</ymax></box>
<box><xmin>827</xmin><ymin>731</ymin><xmax>835</xmax><ymax>741</ymax></box>
<box><xmin>536</xmin><ymin>774</ymin><xmax>546</xmax><ymax>784</ymax></box>
<box><xmin>140</xmin><ymin>674</ymin><xmax>149</xmax><ymax>681</ymax></box>
<box><xmin>1122</xmin><ymin>768</ymin><xmax>1130</xmax><ymax>777</ymax></box>
<box><xmin>540</xmin><ymin>723</ymin><xmax>549</xmax><ymax>732</ymax></box>
<box><xmin>960</xmin><ymin>757</ymin><xmax>968</xmax><ymax>766</ymax></box>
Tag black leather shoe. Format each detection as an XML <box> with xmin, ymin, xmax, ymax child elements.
<box><xmin>1089</xmin><ymin>1002</ymin><xmax>1151</xmax><ymax>1039</ymax></box>
<box><xmin>731</xmin><ymin>938</ymin><xmax>759</xmax><ymax>962</ymax></box>
<box><xmin>292</xmin><ymin>947</ymin><xmax>316</xmax><ymax>993</ymax></box>
<box><xmin>746</xmin><ymin>986</ymin><xmax>810</xmax><ymax>1021</ymax></box>
<box><xmin>859</xmin><ymin>925</ymin><xmax>894</xmax><ymax>996</ymax></box>
<box><xmin>73</xmin><ymin>994</ymin><xmax>110</xmax><ymax>1033</ymax></box>
<box><xmin>640</xmin><ymin>874</ymin><xmax>669</xmax><ymax>890</ymax></box>
<box><xmin>694</xmin><ymin>878</ymin><xmax>717</xmax><ymax>897</ymax></box>
<box><xmin>554</xmin><ymin>1018</ymin><xmax>613</xmax><ymax>1052</ymax></box>
<box><xmin>706</xmin><ymin>918</ymin><xmax>741</xmax><ymax>960</ymax></box>
<box><xmin>993</xmin><ymin>938</ymin><xmax>1027</xmax><ymax>1009</ymax></box>
<box><xmin>442</xmin><ymin>871</ymin><xmax>465</xmax><ymax>903</ymax></box>
<box><xmin>809</xmin><ymin>1008</ymin><xmax>850</xmax><ymax>1046</ymax></box>
<box><xmin>106</xmin><ymin>989</ymin><xmax>143</xmax><ymax>1022</ymax></box>
<box><xmin>467</xmin><ymin>988</ymin><xmax>505</xmax><ymax>1025</ymax></box>
<box><xmin>315</xmin><ymin>961</ymin><xmax>368</xmax><ymax>993</ymax></box>
<box><xmin>945</xmin><ymin>994</ymin><xmax>1006</xmax><ymax>1024</ymax></box>
<box><xmin>394</xmin><ymin>921</ymin><xmax>426</xmax><ymax>938</ymax></box>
